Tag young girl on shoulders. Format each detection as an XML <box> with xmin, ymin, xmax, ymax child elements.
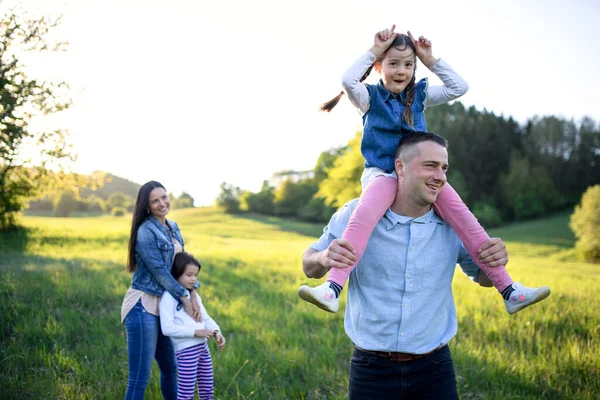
<box><xmin>160</xmin><ymin>252</ymin><xmax>225</xmax><ymax>400</ymax></box>
<box><xmin>298</xmin><ymin>25</ymin><xmax>550</xmax><ymax>315</ymax></box>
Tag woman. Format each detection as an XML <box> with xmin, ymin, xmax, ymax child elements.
<box><xmin>121</xmin><ymin>181</ymin><xmax>200</xmax><ymax>399</ymax></box>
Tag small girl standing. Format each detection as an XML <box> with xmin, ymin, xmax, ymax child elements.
<box><xmin>298</xmin><ymin>25</ymin><xmax>550</xmax><ymax>314</ymax></box>
<box><xmin>160</xmin><ymin>252</ymin><xmax>226</xmax><ymax>400</ymax></box>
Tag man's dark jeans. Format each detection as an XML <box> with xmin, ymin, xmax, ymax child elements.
<box><xmin>349</xmin><ymin>345</ymin><xmax>459</xmax><ymax>400</ymax></box>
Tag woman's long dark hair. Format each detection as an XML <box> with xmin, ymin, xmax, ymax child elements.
<box><xmin>127</xmin><ymin>181</ymin><xmax>166</xmax><ymax>272</ymax></box>
<box><xmin>320</xmin><ymin>34</ymin><xmax>418</xmax><ymax>127</ymax></box>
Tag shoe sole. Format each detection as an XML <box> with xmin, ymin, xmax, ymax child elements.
<box><xmin>298</xmin><ymin>286</ymin><xmax>338</xmax><ymax>313</ymax></box>
<box><xmin>507</xmin><ymin>286</ymin><xmax>551</xmax><ymax>314</ymax></box>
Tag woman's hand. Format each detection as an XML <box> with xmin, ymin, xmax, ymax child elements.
<box><xmin>371</xmin><ymin>25</ymin><xmax>398</xmax><ymax>58</ymax></box>
<box><xmin>214</xmin><ymin>331</ymin><xmax>226</xmax><ymax>350</ymax></box>
<box><xmin>181</xmin><ymin>296</ymin><xmax>201</xmax><ymax>322</ymax></box>
<box><xmin>194</xmin><ymin>329</ymin><xmax>215</xmax><ymax>339</ymax></box>
<box><xmin>407</xmin><ymin>31</ymin><xmax>438</xmax><ymax>68</ymax></box>
<box><xmin>188</xmin><ymin>289</ymin><xmax>201</xmax><ymax>322</ymax></box>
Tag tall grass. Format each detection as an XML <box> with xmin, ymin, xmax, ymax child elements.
<box><xmin>0</xmin><ymin>208</ymin><xmax>597</xmax><ymax>399</ymax></box>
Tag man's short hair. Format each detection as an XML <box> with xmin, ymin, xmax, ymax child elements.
<box><xmin>395</xmin><ymin>130</ymin><xmax>449</xmax><ymax>160</ymax></box>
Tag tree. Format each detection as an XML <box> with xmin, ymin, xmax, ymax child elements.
<box><xmin>107</xmin><ymin>192</ymin><xmax>131</xmax><ymax>211</ymax></box>
<box><xmin>0</xmin><ymin>10</ymin><xmax>72</xmax><ymax>229</ymax></box>
<box><xmin>317</xmin><ymin>131</ymin><xmax>363</xmax><ymax>208</ymax></box>
<box><xmin>173</xmin><ymin>191</ymin><xmax>194</xmax><ymax>209</ymax></box>
<box><xmin>217</xmin><ymin>182</ymin><xmax>242</xmax><ymax>213</ymax></box>
<box><xmin>53</xmin><ymin>187</ymin><xmax>77</xmax><ymax>217</ymax></box>
<box><xmin>241</xmin><ymin>180</ymin><xmax>274</xmax><ymax>214</ymax></box>
<box><xmin>570</xmin><ymin>185</ymin><xmax>600</xmax><ymax>263</ymax></box>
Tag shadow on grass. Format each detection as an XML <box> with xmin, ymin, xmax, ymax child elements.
<box><xmin>488</xmin><ymin>211</ymin><xmax>576</xmax><ymax>249</ymax></box>
<box><xmin>233</xmin><ymin>213</ymin><xmax>325</xmax><ymax>239</ymax></box>
<box><xmin>0</xmin><ymin>225</ymin><xmax>30</xmax><ymax>254</ymax></box>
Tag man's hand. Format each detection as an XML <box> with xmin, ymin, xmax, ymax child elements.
<box><xmin>477</xmin><ymin>237</ymin><xmax>508</xmax><ymax>267</ymax></box>
<box><xmin>318</xmin><ymin>238</ymin><xmax>357</xmax><ymax>270</ymax></box>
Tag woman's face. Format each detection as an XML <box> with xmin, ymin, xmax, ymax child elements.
<box><xmin>147</xmin><ymin>187</ymin><xmax>170</xmax><ymax>219</ymax></box>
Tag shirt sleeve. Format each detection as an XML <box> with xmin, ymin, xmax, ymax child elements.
<box><xmin>425</xmin><ymin>59</ymin><xmax>469</xmax><ymax>107</ymax></box>
<box><xmin>341</xmin><ymin>51</ymin><xmax>376</xmax><ymax>115</ymax></box>
<box><xmin>456</xmin><ymin>242</ymin><xmax>481</xmax><ymax>283</ymax></box>
<box><xmin>197</xmin><ymin>294</ymin><xmax>221</xmax><ymax>332</ymax></box>
<box><xmin>310</xmin><ymin>201</ymin><xmax>355</xmax><ymax>251</ymax></box>
<box><xmin>159</xmin><ymin>292</ymin><xmax>196</xmax><ymax>338</ymax></box>
<box><xmin>136</xmin><ymin>226</ymin><xmax>185</xmax><ymax>299</ymax></box>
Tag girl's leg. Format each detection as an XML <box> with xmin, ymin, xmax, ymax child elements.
<box><xmin>434</xmin><ymin>184</ymin><xmax>551</xmax><ymax>314</ymax></box>
<box><xmin>175</xmin><ymin>344</ymin><xmax>202</xmax><ymax>400</ymax></box>
<box><xmin>196</xmin><ymin>342</ymin><xmax>215</xmax><ymax>400</ymax></box>
<box><xmin>433</xmin><ymin>183</ymin><xmax>513</xmax><ymax>293</ymax></box>
<box><xmin>328</xmin><ymin>175</ymin><xmax>398</xmax><ymax>286</ymax></box>
<box><xmin>155</xmin><ymin>324</ymin><xmax>178</xmax><ymax>400</ymax></box>
<box><xmin>124</xmin><ymin>300</ymin><xmax>159</xmax><ymax>400</ymax></box>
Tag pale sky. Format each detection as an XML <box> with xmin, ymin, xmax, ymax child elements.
<box><xmin>8</xmin><ymin>0</ymin><xmax>600</xmax><ymax>205</ymax></box>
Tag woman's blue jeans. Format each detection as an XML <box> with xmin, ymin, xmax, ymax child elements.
<box><xmin>349</xmin><ymin>345</ymin><xmax>459</xmax><ymax>400</ymax></box>
<box><xmin>124</xmin><ymin>299</ymin><xmax>177</xmax><ymax>400</ymax></box>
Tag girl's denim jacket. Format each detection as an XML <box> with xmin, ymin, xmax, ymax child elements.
<box><xmin>130</xmin><ymin>215</ymin><xmax>186</xmax><ymax>299</ymax></box>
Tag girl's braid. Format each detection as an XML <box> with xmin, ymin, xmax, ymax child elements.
<box><xmin>320</xmin><ymin>65</ymin><xmax>374</xmax><ymax>112</ymax></box>
<box><xmin>401</xmin><ymin>74</ymin><xmax>417</xmax><ymax>128</ymax></box>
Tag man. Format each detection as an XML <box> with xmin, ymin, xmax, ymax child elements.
<box><xmin>302</xmin><ymin>132</ymin><xmax>508</xmax><ymax>399</ymax></box>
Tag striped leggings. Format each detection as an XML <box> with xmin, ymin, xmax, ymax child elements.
<box><xmin>175</xmin><ymin>342</ymin><xmax>214</xmax><ymax>400</ymax></box>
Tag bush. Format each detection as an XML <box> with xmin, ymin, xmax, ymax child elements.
<box><xmin>472</xmin><ymin>202</ymin><xmax>503</xmax><ymax>228</ymax></box>
<box><xmin>111</xmin><ymin>207</ymin><xmax>127</xmax><ymax>217</ymax></box>
<box><xmin>570</xmin><ymin>185</ymin><xmax>600</xmax><ymax>263</ymax></box>
<box><xmin>86</xmin><ymin>195</ymin><xmax>106</xmax><ymax>213</ymax></box>
<box><xmin>53</xmin><ymin>189</ymin><xmax>78</xmax><ymax>217</ymax></box>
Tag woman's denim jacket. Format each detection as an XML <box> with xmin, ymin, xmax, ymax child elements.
<box><xmin>130</xmin><ymin>215</ymin><xmax>186</xmax><ymax>298</ymax></box>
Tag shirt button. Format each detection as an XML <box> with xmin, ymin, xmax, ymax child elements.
<box><xmin>410</xmin><ymin>246</ymin><xmax>415</xmax><ymax>250</ymax></box>
<box><xmin>400</xmin><ymin>332</ymin><xmax>405</xmax><ymax>336</ymax></box>
<box><xmin>407</xmin><ymin>274</ymin><xmax>411</xmax><ymax>278</ymax></box>
<box><xmin>403</xmin><ymin>304</ymin><xmax>407</xmax><ymax>308</ymax></box>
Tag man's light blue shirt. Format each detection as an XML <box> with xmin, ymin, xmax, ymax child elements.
<box><xmin>311</xmin><ymin>199</ymin><xmax>481</xmax><ymax>354</ymax></box>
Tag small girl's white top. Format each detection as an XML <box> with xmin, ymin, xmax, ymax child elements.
<box><xmin>159</xmin><ymin>289</ymin><xmax>221</xmax><ymax>352</ymax></box>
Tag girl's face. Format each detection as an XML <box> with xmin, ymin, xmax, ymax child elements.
<box><xmin>148</xmin><ymin>187</ymin><xmax>170</xmax><ymax>220</ymax></box>
<box><xmin>378</xmin><ymin>46</ymin><xmax>415</xmax><ymax>94</ymax></box>
<box><xmin>177</xmin><ymin>263</ymin><xmax>199</xmax><ymax>290</ymax></box>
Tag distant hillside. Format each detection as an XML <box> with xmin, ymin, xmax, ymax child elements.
<box><xmin>79</xmin><ymin>171</ymin><xmax>141</xmax><ymax>200</ymax></box>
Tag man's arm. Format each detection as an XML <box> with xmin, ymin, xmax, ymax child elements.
<box><xmin>302</xmin><ymin>248</ymin><xmax>329</xmax><ymax>279</ymax></box>
<box><xmin>302</xmin><ymin>239</ymin><xmax>357</xmax><ymax>279</ymax></box>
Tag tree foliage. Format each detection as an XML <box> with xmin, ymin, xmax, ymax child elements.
<box><xmin>0</xmin><ymin>10</ymin><xmax>72</xmax><ymax>229</ymax></box>
<box><xmin>316</xmin><ymin>131</ymin><xmax>363</xmax><ymax>208</ymax></box>
<box><xmin>217</xmin><ymin>182</ymin><xmax>242</xmax><ymax>213</ymax></box>
<box><xmin>570</xmin><ymin>185</ymin><xmax>600</xmax><ymax>263</ymax></box>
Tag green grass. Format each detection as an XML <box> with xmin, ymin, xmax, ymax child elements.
<box><xmin>0</xmin><ymin>208</ymin><xmax>598</xmax><ymax>399</ymax></box>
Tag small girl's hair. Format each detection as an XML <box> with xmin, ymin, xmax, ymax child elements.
<box><xmin>320</xmin><ymin>34</ymin><xmax>418</xmax><ymax>128</ymax></box>
<box><xmin>171</xmin><ymin>251</ymin><xmax>202</xmax><ymax>280</ymax></box>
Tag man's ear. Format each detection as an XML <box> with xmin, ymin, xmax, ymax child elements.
<box><xmin>395</xmin><ymin>158</ymin><xmax>404</xmax><ymax>176</ymax></box>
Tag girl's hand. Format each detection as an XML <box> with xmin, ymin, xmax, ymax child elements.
<box><xmin>194</xmin><ymin>329</ymin><xmax>215</xmax><ymax>339</ymax></box>
<box><xmin>407</xmin><ymin>31</ymin><xmax>438</xmax><ymax>68</ymax></box>
<box><xmin>214</xmin><ymin>331</ymin><xmax>226</xmax><ymax>350</ymax></box>
<box><xmin>371</xmin><ymin>25</ymin><xmax>398</xmax><ymax>57</ymax></box>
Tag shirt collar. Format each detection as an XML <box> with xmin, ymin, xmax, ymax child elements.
<box><xmin>384</xmin><ymin>207</ymin><xmax>444</xmax><ymax>230</ymax></box>
<box><xmin>376</xmin><ymin>79</ymin><xmax>406</xmax><ymax>102</ymax></box>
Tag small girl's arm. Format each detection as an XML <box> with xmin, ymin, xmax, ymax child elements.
<box><xmin>341</xmin><ymin>26</ymin><xmax>397</xmax><ymax>115</ymax></box>
<box><xmin>407</xmin><ymin>31</ymin><xmax>469</xmax><ymax>106</ymax></box>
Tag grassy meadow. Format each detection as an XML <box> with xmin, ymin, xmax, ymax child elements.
<box><xmin>0</xmin><ymin>207</ymin><xmax>598</xmax><ymax>399</ymax></box>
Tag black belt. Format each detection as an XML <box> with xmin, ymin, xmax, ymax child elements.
<box><xmin>355</xmin><ymin>344</ymin><xmax>446</xmax><ymax>362</ymax></box>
